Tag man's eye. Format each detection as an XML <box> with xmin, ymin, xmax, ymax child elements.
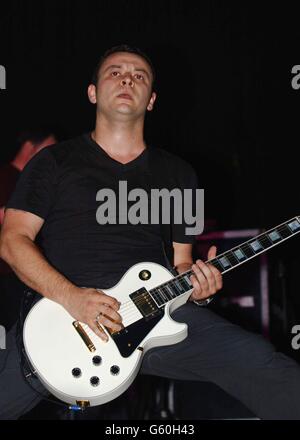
<box><xmin>135</xmin><ymin>74</ymin><xmax>144</xmax><ymax>80</ymax></box>
<box><xmin>111</xmin><ymin>71</ymin><xmax>120</xmax><ymax>77</ymax></box>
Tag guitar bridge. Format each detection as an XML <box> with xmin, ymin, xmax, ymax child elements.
<box><xmin>73</xmin><ymin>321</ymin><xmax>96</xmax><ymax>352</ymax></box>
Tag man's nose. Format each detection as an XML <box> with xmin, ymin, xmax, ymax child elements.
<box><xmin>121</xmin><ymin>74</ymin><xmax>134</xmax><ymax>87</ymax></box>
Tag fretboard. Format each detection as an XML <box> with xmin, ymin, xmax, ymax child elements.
<box><xmin>149</xmin><ymin>216</ymin><xmax>300</xmax><ymax>307</ymax></box>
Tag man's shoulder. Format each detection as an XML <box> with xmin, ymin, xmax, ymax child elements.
<box><xmin>149</xmin><ymin>146</ymin><xmax>196</xmax><ymax>175</ymax></box>
<box><xmin>45</xmin><ymin>135</ymin><xmax>86</xmax><ymax>163</ymax></box>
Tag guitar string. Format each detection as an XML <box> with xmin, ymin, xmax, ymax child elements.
<box><xmin>82</xmin><ymin>221</ymin><xmax>299</xmax><ymax>330</ymax></box>
<box><xmin>114</xmin><ymin>222</ymin><xmax>299</xmax><ymax>316</ymax></box>
<box><xmin>123</xmin><ymin>226</ymin><xmax>299</xmax><ymax>320</ymax></box>
<box><xmin>93</xmin><ymin>222</ymin><xmax>299</xmax><ymax>324</ymax></box>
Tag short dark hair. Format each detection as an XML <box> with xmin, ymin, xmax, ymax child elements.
<box><xmin>91</xmin><ymin>44</ymin><xmax>156</xmax><ymax>90</ymax></box>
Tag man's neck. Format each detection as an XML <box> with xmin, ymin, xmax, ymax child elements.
<box><xmin>92</xmin><ymin>115</ymin><xmax>146</xmax><ymax>164</ymax></box>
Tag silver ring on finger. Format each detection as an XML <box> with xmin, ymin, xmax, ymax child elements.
<box><xmin>95</xmin><ymin>312</ymin><xmax>103</xmax><ymax>322</ymax></box>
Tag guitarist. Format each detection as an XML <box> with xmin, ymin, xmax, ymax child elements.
<box><xmin>1</xmin><ymin>45</ymin><xmax>300</xmax><ymax>420</ymax></box>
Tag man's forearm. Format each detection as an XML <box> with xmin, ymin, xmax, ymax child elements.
<box><xmin>0</xmin><ymin>233</ymin><xmax>76</xmax><ymax>307</ymax></box>
<box><xmin>0</xmin><ymin>207</ymin><xmax>5</xmax><ymax>225</ymax></box>
<box><xmin>175</xmin><ymin>262</ymin><xmax>193</xmax><ymax>274</ymax></box>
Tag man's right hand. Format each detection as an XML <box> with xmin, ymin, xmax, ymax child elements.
<box><xmin>62</xmin><ymin>287</ymin><xmax>123</xmax><ymax>342</ymax></box>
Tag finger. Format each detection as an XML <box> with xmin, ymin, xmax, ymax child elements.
<box><xmin>192</xmin><ymin>262</ymin><xmax>210</xmax><ymax>292</ymax></box>
<box><xmin>97</xmin><ymin>313</ymin><xmax>123</xmax><ymax>332</ymax></box>
<box><xmin>99</xmin><ymin>304</ymin><xmax>123</xmax><ymax>324</ymax></box>
<box><xmin>98</xmin><ymin>292</ymin><xmax>121</xmax><ymax>311</ymax></box>
<box><xmin>194</xmin><ymin>260</ymin><xmax>217</xmax><ymax>294</ymax></box>
<box><xmin>89</xmin><ymin>320</ymin><xmax>108</xmax><ymax>342</ymax></box>
<box><xmin>208</xmin><ymin>263</ymin><xmax>223</xmax><ymax>290</ymax></box>
<box><xmin>207</xmin><ymin>245</ymin><xmax>217</xmax><ymax>260</ymax></box>
<box><xmin>190</xmin><ymin>274</ymin><xmax>203</xmax><ymax>297</ymax></box>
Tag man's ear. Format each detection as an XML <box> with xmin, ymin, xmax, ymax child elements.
<box><xmin>87</xmin><ymin>84</ymin><xmax>97</xmax><ymax>104</ymax></box>
<box><xmin>147</xmin><ymin>91</ymin><xmax>157</xmax><ymax>111</ymax></box>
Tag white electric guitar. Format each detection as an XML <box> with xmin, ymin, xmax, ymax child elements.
<box><xmin>23</xmin><ymin>216</ymin><xmax>300</xmax><ymax>408</ymax></box>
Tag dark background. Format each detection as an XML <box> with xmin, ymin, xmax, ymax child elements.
<box><xmin>1</xmin><ymin>1</ymin><xmax>300</xmax><ymax>229</ymax></box>
<box><xmin>1</xmin><ymin>0</ymin><xmax>300</xmax><ymax>419</ymax></box>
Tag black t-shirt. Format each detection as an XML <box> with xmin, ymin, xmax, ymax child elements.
<box><xmin>0</xmin><ymin>163</ymin><xmax>20</xmax><ymax>275</ymax></box>
<box><xmin>0</xmin><ymin>163</ymin><xmax>20</xmax><ymax>206</ymax></box>
<box><xmin>6</xmin><ymin>134</ymin><xmax>198</xmax><ymax>289</ymax></box>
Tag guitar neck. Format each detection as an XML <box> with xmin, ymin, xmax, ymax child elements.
<box><xmin>149</xmin><ymin>216</ymin><xmax>300</xmax><ymax>307</ymax></box>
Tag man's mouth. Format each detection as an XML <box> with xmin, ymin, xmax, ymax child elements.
<box><xmin>117</xmin><ymin>93</ymin><xmax>133</xmax><ymax>100</ymax></box>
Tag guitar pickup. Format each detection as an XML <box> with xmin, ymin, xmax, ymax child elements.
<box><xmin>130</xmin><ymin>287</ymin><xmax>159</xmax><ymax>319</ymax></box>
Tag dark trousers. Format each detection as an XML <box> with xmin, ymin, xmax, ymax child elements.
<box><xmin>1</xmin><ymin>303</ymin><xmax>300</xmax><ymax>420</ymax></box>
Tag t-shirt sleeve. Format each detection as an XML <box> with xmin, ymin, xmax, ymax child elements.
<box><xmin>6</xmin><ymin>148</ymin><xmax>57</xmax><ymax>219</ymax></box>
<box><xmin>171</xmin><ymin>160</ymin><xmax>201</xmax><ymax>244</ymax></box>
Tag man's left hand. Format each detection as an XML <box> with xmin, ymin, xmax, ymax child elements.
<box><xmin>189</xmin><ymin>245</ymin><xmax>222</xmax><ymax>302</ymax></box>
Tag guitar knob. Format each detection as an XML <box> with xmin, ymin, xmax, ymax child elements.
<box><xmin>72</xmin><ymin>368</ymin><xmax>82</xmax><ymax>378</ymax></box>
<box><xmin>139</xmin><ymin>270</ymin><xmax>151</xmax><ymax>280</ymax></box>
<box><xmin>110</xmin><ymin>365</ymin><xmax>120</xmax><ymax>376</ymax></box>
<box><xmin>92</xmin><ymin>355</ymin><xmax>102</xmax><ymax>366</ymax></box>
<box><xmin>90</xmin><ymin>376</ymin><xmax>100</xmax><ymax>387</ymax></box>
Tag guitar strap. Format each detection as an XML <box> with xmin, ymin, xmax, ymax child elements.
<box><xmin>148</xmin><ymin>146</ymin><xmax>176</xmax><ymax>273</ymax></box>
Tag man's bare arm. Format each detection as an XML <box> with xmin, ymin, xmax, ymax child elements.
<box><xmin>0</xmin><ymin>208</ymin><xmax>76</xmax><ymax>303</ymax></box>
<box><xmin>0</xmin><ymin>209</ymin><xmax>122</xmax><ymax>340</ymax></box>
<box><xmin>0</xmin><ymin>206</ymin><xmax>5</xmax><ymax>225</ymax></box>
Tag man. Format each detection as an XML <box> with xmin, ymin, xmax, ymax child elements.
<box><xmin>0</xmin><ymin>45</ymin><xmax>300</xmax><ymax>420</ymax></box>
<box><xmin>0</xmin><ymin>129</ymin><xmax>57</xmax><ymax>331</ymax></box>
<box><xmin>0</xmin><ymin>129</ymin><xmax>57</xmax><ymax>225</ymax></box>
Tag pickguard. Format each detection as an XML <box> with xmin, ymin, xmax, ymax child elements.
<box><xmin>110</xmin><ymin>309</ymin><xmax>164</xmax><ymax>357</ymax></box>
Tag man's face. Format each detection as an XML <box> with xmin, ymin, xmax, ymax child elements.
<box><xmin>88</xmin><ymin>52</ymin><xmax>156</xmax><ymax>119</ymax></box>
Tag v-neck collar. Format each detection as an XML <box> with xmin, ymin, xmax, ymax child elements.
<box><xmin>84</xmin><ymin>133</ymin><xmax>149</xmax><ymax>171</ymax></box>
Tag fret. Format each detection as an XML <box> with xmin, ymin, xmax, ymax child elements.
<box><xmin>268</xmin><ymin>229</ymin><xmax>282</xmax><ymax>243</ymax></box>
<box><xmin>165</xmin><ymin>284</ymin><xmax>177</xmax><ymax>299</ymax></box>
<box><xmin>174</xmin><ymin>279</ymin><xmax>185</xmax><ymax>293</ymax></box>
<box><xmin>157</xmin><ymin>287</ymin><xmax>169</xmax><ymax>302</ymax></box>
<box><xmin>169</xmin><ymin>280</ymin><xmax>182</xmax><ymax>296</ymax></box>
<box><xmin>178</xmin><ymin>277</ymin><xmax>189</xmax><ymax>290</ymax></box>
<box><xmin>161</xmin><ymin>286</ymin><xmax>173</xmax><ymax>301</ymax></box>
<box><xmin>179</xmin><ymin>275</ymin><xmax>192</xmax><ymax>290</ymax></box>
<box><xmin>278</xmin><ymin>224</ymin><xmax>293</xmax><ymax>238</ymax></box>
<box><xmin>210</xmin><ymin>258</ymin><xmax>224</xmax><ymax>272</ymax></box>
<box><xmin>241</xmin><ymin>243</ymin><xmax>255</xmax><ymax>258</ymax></box>
<box><xmin>151</xmin><ymin>289</ymin><xmax>164</xmax><ymax>306</ymax></box>
<box><xmin>249</xmin><ymin>239</ymin><xmax>264</xmax><ymax>253</ymax></box>
<box><xmin>183</xmin><ymin>274</ymin><xmax>193</xmax><ymax>288</ymax></box>
<box><xmin>232</xmin><ymin>247</ymin><xmax>247</xmax><ymax>262</ymax></box>
<box><xmin>225</xmin><ymin>251</ymin><xmax>238</xmax><ymax>266</ymax></box>
<box><xmin>217</xmin><ymin>254</ymin><xmax>232</xmax><ymax>270</ymax></box>
<box><xmin>177</xmin><ymin>277</ymin><xmax>189</xmax><ymax>292</ymax></box>
<box><xmin>259</xmin><ymin>233</ymin><xmax>273</xmax><ymax>249</ymax></box>
<box><xmin>287</xmin><ymin>219</ymin><xmax>300</xmax><ymax>233</ymax></box>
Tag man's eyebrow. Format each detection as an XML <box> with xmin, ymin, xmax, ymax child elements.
<box><xmin>103</xmin><ymin>64</ymin><xmax>122</xmax><ymax>72</ymax></box>
<box><xmin>103</xmin><ymin>64</ymin><xmax>151</xmax><ymax>79</ymax></box>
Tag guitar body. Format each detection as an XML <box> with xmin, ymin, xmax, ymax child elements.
<box><xmin>23</xmin><ymin>262</ymin><xmax>190</xmax><ymax>406</ymax></box>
